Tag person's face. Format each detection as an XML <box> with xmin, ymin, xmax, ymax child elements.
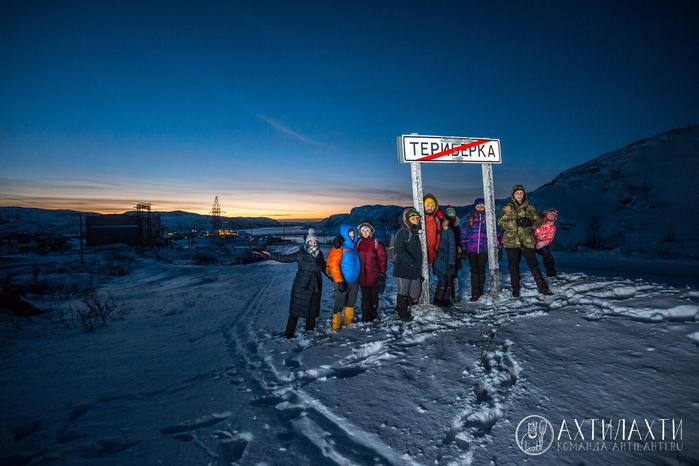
<box><xmin>409</xmin><ymin>216</ymin><xmax>420</xmax><ymax>225</ymax></box>
<box><xmin>546</xmin><ymin>212</ymin><xmax>558</xmax><ymax>222</ymax></box>
<box><xmin>348</xmin><ymin>229</ymin><xmax>355</xmax><ymax>240</ymax></box>
<box><xmin>475</xmin><ymin>204</ymin><xmax>485</xmax><ymax>212</ymax></box>
<box><xmin>361</xmin><ymin>228</ymin><xmax>371</xmax><ymax>238</ymax></box>
<box><xmin>425</xmin><ymin>203</ymin><xmax>435</xmax><ymax>215</ymax></box>
<box><xmin>307</xmin><ymin>239</ymin><xmax>318</xmax><ymax>246</ymax></box>
<box><xmin>514</xmin><ymin>190</ymin><xmax>525</xmax><ymax>202</ymax></box>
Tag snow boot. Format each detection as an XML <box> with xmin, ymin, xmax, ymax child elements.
<box><xmin>343</xmin><ymin>307</ymin><xmax>354</xmax><ymax>326</ymax></box>
<box><xmin>332</xmin><ymin>313</ymin><xmax>342</xmax><ymax>331</ymax></box>
<box><xmin>285</xmin><ymin>315</ymin><xmax>299</xmax><ymax>339</ymax></box>
<box><xmin>305</xmin><ymin>318</ymin><xmax>315</xmax><ymax>331</ymax></box>
<box><xmin>396</xmin><ymin>294</ymin><xmax>412</xmax><ymax>322</ymax></box>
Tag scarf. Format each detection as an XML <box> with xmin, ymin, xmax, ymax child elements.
<box><xmin>306</xmin><ymin>244</ymin><xmax>320</xmax><ymax>257</ymax></box>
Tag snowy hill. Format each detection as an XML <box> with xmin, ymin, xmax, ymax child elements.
<box><xmin>527</xmin><ymin>125</ymin><xmax>699</xmax><ymax>258</ymax></box>
<box><xmin>314</xmin><ymin>204</ymin><xmax>408</xmax><ymax>239</ymax></box>
<box><xmin>157</xmin><ymin>211</ymin><xmax>280</xmax><ymax>233</ymax></box>
<box><xmin>0</xmin><ymin>207</ymin><xmax>99</xmax><ymax>236</ymax></box>
<box><xmin>0</xmin><ymin>207</ymin><xmax>280</xmax><ymax>236</ymax></box>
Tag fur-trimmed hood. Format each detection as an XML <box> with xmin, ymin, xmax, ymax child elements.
<box><xmin>356</xmin><ymin>221</ymin><xmax>375</xmax><ymax>237</ymax></box>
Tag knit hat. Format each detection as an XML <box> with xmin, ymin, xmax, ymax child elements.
<box><xmin>306</xmin><ymin>228</ymin><xmax>318</xmax><ymax>244</ymax></box>
<box><xmin>444</xmin><ymin>205</ymin><xmax>456</xmax><ymax>217</ymax></box>
<box><xmin>407</xmin><ymin>210</ymin><xmax>420</xmax><ymax>221</ymax></box>
<box><xmin>474</xmin><ymin>198</ymin><xmax>485</xmax><ymax>207</ymax></box>
<box><xmin>543</xmin><ymin>208</ymin><xmax>558</xmax><ymax>219</ymax></box>
<box><xmin>424</xmin><ymin>198</ymin><xmax>436</xmax><ymax>208</ymax></box>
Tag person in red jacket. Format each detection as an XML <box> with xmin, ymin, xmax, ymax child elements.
<box><xmin>355</xmin><ymin>221</ymin><xmax>387</xmax><ymax>322</ymax></box>
<box><xmin>423</xmin><ymin>193</ymin><xmax>441</xmax><ymax>266</ymax></box>
<box><xmin>533</xmin><ymin>208</ymin><xmax>558</xmax><ymax>277</ymax></box>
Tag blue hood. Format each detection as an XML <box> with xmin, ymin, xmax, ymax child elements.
<box><xmin>339</xmin><ymin>224</ymin><xmax>356</xmax><ymax>249</ymax></box>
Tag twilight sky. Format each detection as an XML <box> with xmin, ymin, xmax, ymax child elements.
<box><xmin>1</xmin><ymin>0</ymin><xmax>698</xmax><ymax>219</ymax></box>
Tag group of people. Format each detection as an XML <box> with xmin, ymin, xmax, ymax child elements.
<box><xmin>253</xmin><ymin>222</ymin><xmax>387</xmax><ymax>338</ymax></box>
<box><xmin>253</xmin><ymin>184</ymin><xmax>559</xmax><ymax>337</ymax></box>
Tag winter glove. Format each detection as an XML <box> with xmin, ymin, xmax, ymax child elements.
<box><xmin>498</xmin><ymin>249</ymin><xmax>503</xmax><ymax>262</ymax></box>
<box><xmin>337</xmin><ymin>281</ymin><xmax>348</xmax><ymax>292</ymax></box>
<box><xmin>377</xmin><ymin>272</ymin><xmax>386</xmax><ymax>293</ymax></box>
<box><xmin>332</xmin><ymin>235</ymin><xmax>344</xmax><ymax>249</ymax></box>
<box><xmin>516</xmin><ymin>218</ymin><xmax>533</xmax><ymax>228</ymax></box>
<box><xmin>252</xmin><ymin>248</ymin><xmax>270</xmax><ymax>260</ymax></box>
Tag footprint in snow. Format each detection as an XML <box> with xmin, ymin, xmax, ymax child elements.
<box><xmin>160</xmin><ymin>412</ymin><xmax>231</xmax><ymax>435</ymax></box>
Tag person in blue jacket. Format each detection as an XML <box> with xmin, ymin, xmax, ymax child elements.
<box><xmin>327</xmin><ymin>224</ymin><xmax>360</xmax><ymax>330</ymax></box>
<box><xmin>433</xmin><ymin>214</ymin><xmax>456</xmax><ymax>307</ymax></box>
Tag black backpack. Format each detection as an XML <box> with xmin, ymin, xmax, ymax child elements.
<box><xmin>387</xmin><ymin>228</ymin><xmax>413</xmax><ymax>263</ymax></box>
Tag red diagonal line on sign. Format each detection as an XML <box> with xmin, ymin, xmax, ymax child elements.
<box><xmin>416</xmin><ymin>140</ymin><xmax>489</xmax><ymax>161</ymax></box>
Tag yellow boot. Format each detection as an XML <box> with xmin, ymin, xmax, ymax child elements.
<box><xmin>343</xmin><ymin>307</ymin><xmax>354</xmax><ymax>326</ymax></box>
<box><xmin>332</xmin><ymin>313</ymin><xmax>342</xmax><ymax>331</ymax></box>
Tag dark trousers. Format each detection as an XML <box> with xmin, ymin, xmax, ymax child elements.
<box><xmin>505</xmin><ymin>247</ymin><xmax>549</xmax><ymax>293</ymax></box>
<box><xmin>434</xmin><ymin>274</ymin><xmax>453</xmax><ymax>304</ymax></box>
<box><xmin>285</xmin><ymin>315</ymin><xmax>316</xmax><ymax>339</ymax></box>
<box><xmin>360</xmin><ymin>284</ymin><xmax>379</xmax><ymax>322</ymax></box>
<box><xmin>467</xmin><ymin>253</ymin><xmax>488</xmax><ymax>298</ymax></box>
<box><xmin>333</xmin><ymin>282</ymin><xmax>359</xmax><ymax>313</ymax></box>
<box><xmin>535</xmin><ymin>246</ymin><xmax>557</xmax><ymax>276</ymax></box>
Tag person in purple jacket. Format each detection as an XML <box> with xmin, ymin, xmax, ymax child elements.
<box><xmin>460</xmin><ymin>198</ymin><xmax>502</xmax><ymax>301</ymax></box>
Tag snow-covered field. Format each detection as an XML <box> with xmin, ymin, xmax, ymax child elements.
<box><xmin>1</xmin><ymin>242</ymin><xmax>697</xmax><ymax>466</ymax></box>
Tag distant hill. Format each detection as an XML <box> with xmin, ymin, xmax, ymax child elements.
<box><xmin>0</xmin><ymin>207</ymin><xmax>280</xmax><ymax>236</ymax></box>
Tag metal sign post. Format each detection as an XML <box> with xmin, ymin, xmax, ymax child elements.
<box><xmin>410</xmin><ymin>162</ymin><xmax>431</xmax><ymax>306</ymax></box>
<box><xmin>481</xmin><ymin>163</ymin><xmax>501</xmax><ymax>293</ymax></box>
<box><xmin>397</xmin><ymin>134</ymin><xmax>503</xmax><ymax>307</ymax></box>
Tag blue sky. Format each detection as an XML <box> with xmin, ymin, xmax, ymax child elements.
<box><xmin>1</xmin><ymin>0</ymin><xmax>697</xmax><ymax>219</ymax></box>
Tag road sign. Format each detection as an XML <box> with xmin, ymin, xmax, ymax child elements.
<box><xmin>397</xmin><ymin>134</ymin><xmax>501</xmax><ymax>164</ymax></box>
<box><xmin>394</xmin><ymin>132</ymin><xmax>502</xmax><ymax>299</ymax></box>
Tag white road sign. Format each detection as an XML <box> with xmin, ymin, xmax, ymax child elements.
<box><xmin>397</xmin><ymin>134</ymin><xmax>501</xmax><ymax>164</ymax></box>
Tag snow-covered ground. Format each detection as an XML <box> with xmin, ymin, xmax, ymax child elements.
<box><xmin>1</xmin><ymin>242</ymin><xmax>697</xmax><ymax>465</ymax></box>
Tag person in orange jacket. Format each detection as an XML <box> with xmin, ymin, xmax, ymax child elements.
<box><xmin>326</xmin><ymin>225</ymin><xmax>360</xmax><ymax>330</ymax></box>
<box><xmin>423</xmin><ymin>193</ymin><xmax>442</xmax><ymax>266</ymax></box>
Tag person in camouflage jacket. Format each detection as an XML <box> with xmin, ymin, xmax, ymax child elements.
<box><xmin>497</xmin><ymin>185</ymin><xmax>551</xmax><ymax>297</ymax></box>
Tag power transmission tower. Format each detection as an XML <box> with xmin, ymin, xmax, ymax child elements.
<box><xmin>210</xmin><ymin>197</ymin><xmax>222</xmax><ymax>245</ymax></box>
<box><xmin>211</xmin><ymin>197</ymin><xmax>222</xmax><ymax>232</ymax></box>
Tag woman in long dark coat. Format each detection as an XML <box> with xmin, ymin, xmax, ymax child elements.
<box><xmin>253</xmin><ymin>229</ymin><xmax>327</xmax><ymax>338</ymax></box>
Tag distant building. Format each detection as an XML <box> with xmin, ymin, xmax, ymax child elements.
<box><xmin>85</xmin><ymin>214</ymin><xmax>161</xmax><ymax>247</ymax></box>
